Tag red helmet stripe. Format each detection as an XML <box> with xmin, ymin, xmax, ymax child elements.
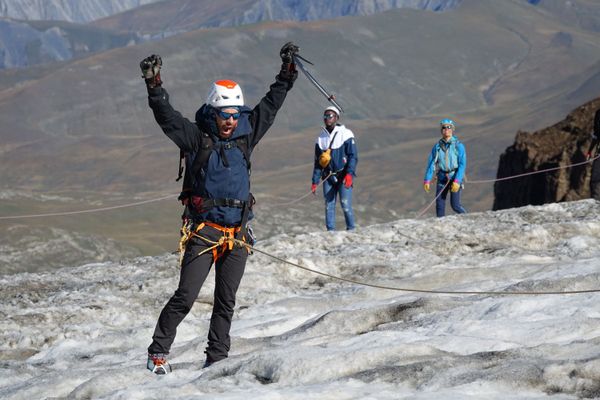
<box><xmin>215</xmin><ymin>79</ymin><xmax>238</xmax><ymax>89</ymax></box>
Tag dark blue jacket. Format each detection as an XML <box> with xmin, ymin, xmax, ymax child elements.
<box><xmin>147</xmin><ymin>75</ymin><xmax>293</xmax><ymax>226</ymax></box>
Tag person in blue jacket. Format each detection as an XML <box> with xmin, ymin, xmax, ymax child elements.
<box><xmin>423</xmin><ymin>118</ymin><xmax>467</xmax><ymax>217</ymax></box>
<box><xmin>311</xmin><ymin>106</ymin><xmax>358</xmax><ymax>230</ymax></box>
<box><xmin>140</xmin><ymin>42</ymin><xmax>298</xmax><ymax>374</ymax></box>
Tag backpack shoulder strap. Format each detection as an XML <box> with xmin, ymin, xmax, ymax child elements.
<box><xmin>433</xmin><ymin>142</ymin><xmax>440</xmax><ymax>165</ymax></box>
<box><xmin>176</xmin><ymin>149</ymin><xmax>185</xmax><ymax>182</ymax></box>
<box><xmin>452</xmin><ymin>139</ymin><xmax>460</xmax><ymax>158</ymax></box>
<box><xmin>190</xmin><ymin>131</ymin><xmax>216</xmax><ymax>178</ymax></box>
<box><xmin>235</xmin><ymin>135</ymin><xmax>251</xmax><ymax>168</ymax></box>
<box><xmin>328</xmin><ymin>131</ymin><xmax>339</xmax><ymax>150</ymax></box>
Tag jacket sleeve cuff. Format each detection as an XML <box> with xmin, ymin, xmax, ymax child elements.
<box><xmin>146</xmin><ymin>85</ymin><xmax>163</xmax><ymax>97</ymax></box>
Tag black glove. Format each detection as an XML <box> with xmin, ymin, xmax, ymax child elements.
<box><xmin>279</xmin><ymin>42</ymin><xmax>299</xmax><ymax>83</ymax></box>
<box><xmin>140</xmin><ymin>54</ymin><xmax>162</xmax><ymax>88</ymax></box>
<box><xmin>280</xmin><ymin>41</ymin><xmax>299</xmax><ymax>64</ymax></box>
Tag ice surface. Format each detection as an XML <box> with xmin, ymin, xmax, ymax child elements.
<box><xmin>1</xmin><ymin>200</ymin><xmax>599</xmax><ymax>399</ymax></box>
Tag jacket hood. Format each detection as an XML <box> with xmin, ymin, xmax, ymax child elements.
<box><xmin>195</xmin><ymin>104</ymin><xmax>253</xmax><ymax>140</ymax></box>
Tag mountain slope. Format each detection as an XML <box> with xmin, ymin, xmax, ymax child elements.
<box><xmin>0</xmin><ymin>18</ymin><xmax>138</xmax><ymax>69</ymax></box>
<box><xmin>92</xmin><ymin>0</ymin><xmax>463</xmax><ymax>36</ymax></box>
<box><xmin>0</xmin><ymin>0</ymin><xmax>162</xmax><ymax>23</ymax></box>
<box><xmin>2</xmin><ymin>0</ymin><xmax>600</xmax><ymax>260</ymax></box>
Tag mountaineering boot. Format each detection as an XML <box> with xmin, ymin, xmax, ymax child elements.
<box><xmin>147</xmin><ymin>353</ymin><xmax>172</xmax><ymax>375</ymax></box>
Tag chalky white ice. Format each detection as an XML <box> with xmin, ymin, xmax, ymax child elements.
<box><xmin>1</xmin><ymin>200</ymin><xmax>599</xmax><ymax>399</ymax></box>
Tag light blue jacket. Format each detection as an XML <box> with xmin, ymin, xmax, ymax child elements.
<box><xmin>423</xmin><ymin>136</ymin><xmax>466</xmax><ymax>183</ymax></box>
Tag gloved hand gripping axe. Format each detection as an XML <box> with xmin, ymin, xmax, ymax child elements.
<box><xmin>292</xmin><ymin>53</ymin><xmax>345</xmax><ymax>113</ymax></box>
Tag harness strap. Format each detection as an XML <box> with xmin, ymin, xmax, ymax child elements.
<box><xmin>236</xmin><ymin>194</ymin><xmax>255</xmax><ymax>243</ymax></box>
<box><xmin>202</xmin><ymin>198</ymin><xmax>245</xmax><ymax>209</ymax></box>
<box><xmin>189</xmin><ymin>197</ymin><xmax>246</xmax><ymax>213</ymax></box>
<box><xmin>178</xmin><ymin>221</ymin><xmax>205</xmax><ymax>266</ymax></box>
<box><xmin>178</xmin><ymin>220</ymin><xmax>248</xmax><ymax>267</ymax></box>
<box><xmin>200</xmin><ymin>221</ymin><xmax>240</xmax><ymax>263</ymax></box>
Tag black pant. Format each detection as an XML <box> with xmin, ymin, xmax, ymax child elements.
<box><xmin>148</xmin><ymin>224</ymin><xmax>247</xmax><ymax>362</ymax></box>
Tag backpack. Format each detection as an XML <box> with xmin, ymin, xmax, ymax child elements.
<box><xmin>176</xmin><ymin>131</ymin><xmax>251</xmax><ymax>202</ymax></box>
<box><xmin>433</xmin><ymin>138</ymin><xmax>460</xmax><ymax>172</ymax></box>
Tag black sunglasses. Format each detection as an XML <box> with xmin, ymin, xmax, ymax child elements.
<box><xmin>323</xmin><ymin>113</ymin><xmax>337</xmax><ymax>120</ymax></box>
<box><xmin>441</xmin><ymin>125</ymin><xmax>453</xmax><ymax>130</ymax></box>
<box><xmin>217</xmin><ymin>110</ymin><xmax>240</xmax><ymax>120</ymax></box>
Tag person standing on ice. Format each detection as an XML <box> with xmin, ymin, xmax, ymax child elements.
<box><xmin>423</xmin><ymin>118</ymin><xmax>467</xmax><ymax>217</ymax></box>
<box><xmin>311</xmin><ymin>105</ymin><xmax>358</xmax><ymax>231</ymax></box>
<box><xmin>140</xmin><ymin>42</ymin><xmax>299</xmax><ymax>374</ymax></box>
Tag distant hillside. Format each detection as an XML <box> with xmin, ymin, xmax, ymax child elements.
<box><xmin>92</xmin><ymin>0</ymin><xmax>463</xmax><ymax>37</ymax></box>
<box><xmin>528</xmin><ymin>0</ymin><xmax>600</xmax><ymax>32</ymax></box>
<box><xmin>0</xmin><ymin>0</ymin><xmax>161</xmax><ymax>23</ymax></box>
<box><xmin>0</xmin><ymin>1</ymin><xmax>462</xmax><ymax>70</ymax></box>
<box><xmin>0</xmin><ymin>18</ymin><xmax>138</xmax><ymax>68</ymax></box>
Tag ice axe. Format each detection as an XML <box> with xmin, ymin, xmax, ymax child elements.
<box><xmin>293</xmin><ymin>54</ymin><xmax>345</xmax><ymax>113</ymax></box>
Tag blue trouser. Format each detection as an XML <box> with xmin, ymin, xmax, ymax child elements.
<box><xmin>323</xmin><ymin>179</ymin><xmax>355</xmax><ymax>231</ymax></box>
<box><xmin>436</xmin><ymin>181</ymin><xmax>467</xmax><ymax>217</ymax></box>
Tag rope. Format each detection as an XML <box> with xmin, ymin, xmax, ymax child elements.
<box><xmin>232</xmin><ymin>239</ymin><xmax>600</xmax><ymax>296</ymax></box>
<box><xmin>269</xmin><ymin>171</ymin><xmax>334</xmax><ymax>207</ymax></box>
<box><xmin>416</xmin><ymin>180</ymin><xmax>450</xmax><ymax>218</ymax></box>
<box><xmin>4</xmin><ymin>154</ymin><xmax>596</xmax><ymax>220</ymax></box>
<box><xmin>0</xmin><ymin>194</ymin><xmax>178</xmax><ymax>220</ymax></box>
<box><xmin>467</xmin><ymin>153</ymin><xmax>600</xmax><ymax>184</ymax></box>
<box><xmin>0</xmin><ymin>170</ymin><xmax>333</xmax><ymax>220</ymax></box>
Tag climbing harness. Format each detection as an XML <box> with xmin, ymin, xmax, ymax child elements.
<box><xmin>177</xmin><ymin>220</ymin><xmax>249</xmax><ymax>267</ymax></box>
<box><xmin>177</xmin><ymin>192</ymin><xmax>254</xmax><ymax>265</ymax></box>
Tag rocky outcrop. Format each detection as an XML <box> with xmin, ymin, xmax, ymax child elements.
<box><xmin>493</xmin><ymin>98</ymin><xmax>600</xmax><ymax>210</ymax></box>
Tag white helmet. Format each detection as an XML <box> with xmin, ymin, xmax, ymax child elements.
<box><xmin>206</xmin><ymin>79</ymin><xmax>244</xmax><ymax>108</ymax></box>
<box><xmin>324</xmin><ymin>105</ymin><xmax>340</xmax><ymax>117</ymax></box>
